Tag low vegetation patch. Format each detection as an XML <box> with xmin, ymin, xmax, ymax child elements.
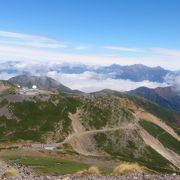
<box><xmin>2</xmin><ymin>168</ymin><xmax>19</xmax><ymax>178</ymax></box>
<box><xmin>77</xmin><ymin>166</ymin><xmax>101</xmax><ymax>176</ymax></box>
<box><xmin>112</xmin><ymin>163</ymin><xmax>143</xmax><ymax>175</ymax></box>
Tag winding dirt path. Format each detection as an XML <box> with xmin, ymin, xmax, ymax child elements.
<box><xmin>65</xmin><ymin>109</ymin><xmax>180</xmax><ymax>169</ymax></box>
<box><xmin>57</xmin><ymin>110</ymin><xmax>136</xmax><ymax>156</ymax></box>
<box><xmin>46</xmin><ymin>107</ymin><xmax>180</xmax><ymax>170</ymax></box>
<box><xmin>66</xmin><ymin>110</ymin><xmax>99</xmax><ymax>156</ymax></box>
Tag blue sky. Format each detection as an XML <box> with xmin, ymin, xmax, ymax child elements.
<box><xmin>0</xmin><ymin>0</ymin><xmax>180</xmax><ymax>69</ymax></box>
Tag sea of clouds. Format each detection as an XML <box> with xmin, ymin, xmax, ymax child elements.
<box><xmin>0</xmin><ymin>61</ymin><xmax>179</xmax><ymax>93</ymax></box>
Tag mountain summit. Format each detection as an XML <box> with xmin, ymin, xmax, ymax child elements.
<box><xmin>8</xmin><ymin>75</ymin><xmax>82</xmax><ymax>94</ymax></box>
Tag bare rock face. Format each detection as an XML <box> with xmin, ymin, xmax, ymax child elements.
<box><xmin>0</xmin><ymin>80</ymin><xmax>16</xmax><ymax>94</ymax></box>
<box><xmin>0</xmin><ymin>107</ymin><xmax>12</xmax><ymax>119</ymax></box>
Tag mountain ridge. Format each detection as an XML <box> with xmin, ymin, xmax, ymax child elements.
<box><xmin>0</xmin><ymin>61</ymin><xmax>173</xmax><ymax>82</ymax></box>
<box><xmin>129</xmin><ymin>86</ymin><xmax>180</xmax><ymax>112</ymax></box>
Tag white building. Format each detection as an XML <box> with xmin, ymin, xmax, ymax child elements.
<box><xmin>32</xmin><ymin>85</ymin><xmax>37</xmax><ymax>89</ymax></box>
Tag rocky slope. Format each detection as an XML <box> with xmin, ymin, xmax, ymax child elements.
<box><xmin>0</xmin><ymin>80</ymin><xmax>17</xmax><ymax>94</ymax></box>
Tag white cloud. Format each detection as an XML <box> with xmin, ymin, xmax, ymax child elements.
<box><xmin>150</xmin><ymin>47</ymin><xmax>180</xmax><ymax>58</ymax></box>
<box><xmin>0</xmin><ymin>45</ymin><xmax>180</xmax><ymax>70</ymax></box>
<box><xmin>0</xmin><ymin>72</ymin><xmax>17</xmax><ymax>80</ymax></box>
<box><xmin>0</xmin><ymin>30</ymin><xmax>180</xmax><ymax>70</ymax></box>
<box><xmin>164</xmin><ymin>72</ymin><xmax>180</xmax><ymax>92</ymax></box>
<box><xmin>0</xmin><ymin>40</ymin><xmax>67</xmax><ymax>49</ymax></box>
<box><xmin>0</xmin><ymin>61</ymin><xmax>169</xmax><ymax>92</ymax></box>
<box><xmin>0</xmin><ymin>30</ymin><xmax>67</xmax><ymax>49</ymax></box>
<box><xmin>47</xmin><ymin>71</ymin><xmax>167</xmax><ymax>92</ymax></box>
<box><xmin>0</xmin><ymin>30</ymin><xmax>57</xmax><ymax>42</ymax></box>
<box><xmin>103</xmin><ymin>46</ymin><xmax>139</xmax><ymax>52</ymax></box>
<box><xmin>0</xmin><ymin>69</ymin><xmax>167</xmax><ymax>93</ymax></box>
<box><xmin>75</xmin><ymin>45</ymin><xmax>90</xmax><ymax>50</ymax></box>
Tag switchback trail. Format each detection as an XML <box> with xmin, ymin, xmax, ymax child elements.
<box><xmin>56</xmin><ymin>110</ymin><xmax>136</xmax><ymax>156</ymax></box>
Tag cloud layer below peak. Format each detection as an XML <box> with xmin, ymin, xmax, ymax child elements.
<box><xmin>47</xmin><ymin>71</ymin><xmax>167</xmax><ymax>92</ymax></box>
<box><xmin>0</xmin><ymin>61</ymin><xmax>171</xmax><ymax>93</ymax></box>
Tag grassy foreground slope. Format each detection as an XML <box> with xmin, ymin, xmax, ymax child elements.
<box><xmin>4</xmin><ymin>156</ymin><xmax>90</xmax><ymax>175</ymax></box>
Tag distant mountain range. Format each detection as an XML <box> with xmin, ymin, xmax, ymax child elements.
<box><xmin>0</xmin><ymin>61</ymin><xmax>173</xmax><ymax>82</ymax></box>
<box><xmin>129</xmin><ymin>86</ymin><xmax>180</xmax><ymax>112</ymax></box>
<box><xmin>46</xmin><ymin>63</ymin><xmax>170</xmax><ymax>82</ymax></box>
<box><xmin>95</xmin><ymin>64</ymin><xmax>170</xmax><ymax>82</ymax></box>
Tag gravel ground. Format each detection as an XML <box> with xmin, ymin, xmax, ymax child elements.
<box><xmin>1</xmin><ymin>174</ymin><xmax>180</xmax><ymax>180</ymax></box>
<box><xmin>0</xmin><ymin>161</ymin><xmax>180</xmax><ymax>180</ymax></box>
